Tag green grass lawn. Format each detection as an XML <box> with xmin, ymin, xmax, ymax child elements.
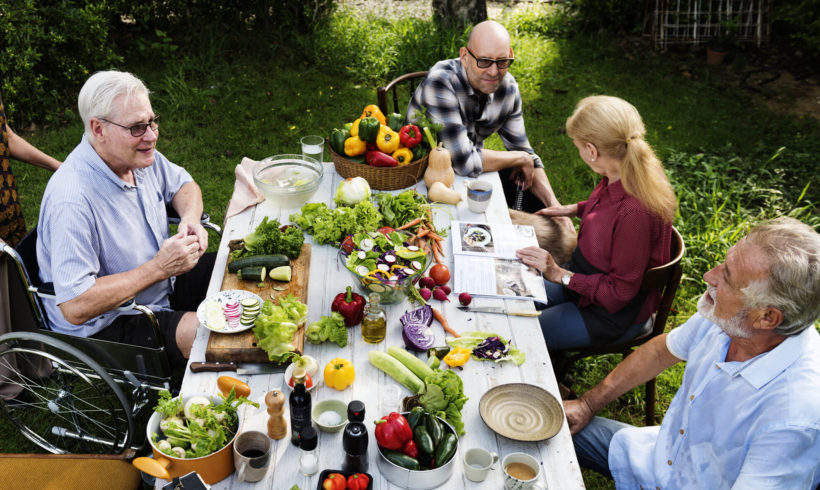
<box><xmin>4</xmin><ymin>3</ymin><xmax>818</xmax><ymax>488</ymax></box>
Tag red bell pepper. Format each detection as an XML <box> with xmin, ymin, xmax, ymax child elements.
<box><xmin>398</xmin><ymin>124</ymin><xmax>422</xmax><ymax>148</ymax></box>
<box><xmin>366</xmin><ymin>150</ymin><xmax>398</xmax><ymax>167</ymax></box>
<box><xmin>402</xmin><ymin>439</ymin><xmax>419</xmax><ymax>458</ymax></box>
<box><xmin>374</xmin><ymin>411</ymin><xmax>413</xmax><ymax>450</ymax></box>
<box><xmin>322</xmin><ymin>472</ymin><xmax>346</xmax><ymax>490</ymax></box>
<box><xmin>346</xmin><ymin>473</ymin><xmax>371</xmax><ymax>490</ymax></box>
<box><xmin>331</xmin><ymin>286</ymin><xmax>366</xmax><ymax>327</ymax></box>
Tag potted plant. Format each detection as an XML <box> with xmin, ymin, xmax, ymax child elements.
<box><xmin>706</xmin><ymin>16</ymin><xmax>739</xmax><ymax>65</ymax></box>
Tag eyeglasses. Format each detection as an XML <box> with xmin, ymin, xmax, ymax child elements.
<box><xmin>466</xmin><ymin>48</ymin><xmax>514</xmax><ymax>69</ymax></box>
<box><xmin>100</xmin><ymin>115</ymin><xmax>160</xmax><ymax>137</ymax></box>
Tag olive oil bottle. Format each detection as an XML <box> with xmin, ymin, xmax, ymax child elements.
<box><xmin>361</xmin><ymin>292</ymin><xmax>386</xmax><ymax>343</ymax></box>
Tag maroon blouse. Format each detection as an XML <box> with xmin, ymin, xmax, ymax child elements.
<box><xmin>567</xmin><ymin>178</ymin><xmax>672</xmax><ymax>325</ymax></box>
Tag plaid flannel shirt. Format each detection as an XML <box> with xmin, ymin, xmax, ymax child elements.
<box><xmin>407</xmin><ymin>58</ymin><xmax>542</xmax><ymax>177</ymax></box>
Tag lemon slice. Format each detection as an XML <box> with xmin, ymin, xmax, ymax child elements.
<box><xmin>269</xmin><ymin>265</ymin><xmax>292</xmax><ymax>282</ymax></box>
<box><xmin>204</xmin><ymin>301</ymin><xmax>226</xmax><ymax>330</ymax></box>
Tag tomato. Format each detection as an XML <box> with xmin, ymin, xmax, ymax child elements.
<box><xmin>377</xmin><ymin>226</ymin><xmax>395</xmax><ymax>236</ymax></box>
<box><xmin>429</xmin><ymin>263</ymin><xmax>450</xmax><ymax>285</ymax></box>
<box><xmin>341</xmin><ymin>235</ymin><xmax>356</xmax><ymax>254</ymax></box>
<box><xmin>288</xmin><ymin>373</ymin><xmax>313</xmax><ymax>389</ymax></box>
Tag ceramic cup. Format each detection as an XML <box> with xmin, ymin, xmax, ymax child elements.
<box><xmin>300</xmin><ymin>135</ymin><xmax>325</xmax><ymax>165</ymax></box>
<box><xmin>462</xmin><ymin>447</ymin><xmax>498</xmax><ymax>482</ymax></box>
<box><xmin>233</xmin><ymin>430</ymin><xmax>272</xmax><ymax>483</ymax></box>
<box><xmin>465</xmin><ymin>180</ymin><xmax>493</xmax><ymax>213</ymax></box>
<box><xmin>502</xmin><ymin>452</ymin><xmax>547</xmax><ymax>490</ymax></box>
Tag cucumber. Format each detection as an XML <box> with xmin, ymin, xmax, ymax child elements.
<box><xmin>382</xmin><ymin>449</ymin><xmax>420</xmax><ymax>470</ymax></box>
<box><xmin>227</xmin><ymin>254</ymin><xmax>289</xmax><ymax>273</ymax></box>
<box><xmin>237</xmin><ymin>266</ymin><xmax>266</xmax><ymax>282</ymax></box>
<box><xmin>406</xmin><ymin>406</ymin><xmax>426</xmax><ymax>431</ymax></box>
<box><xmin>425</xmin><ymin>414</ymin><xmax>443</xmax><ymax>448</ymax></box>
<box><xmin>413</xmin><ymin>425</ymin><xmax>435</xmax><ymax>457</ymax></box>
<box><xmin>368</xmin><ymin>350</ymin><xmax>424</xmax><ymax>394</ymax></box>
<box><xmin>268</xmin><ymin>265</ymin><xmax>292</xmax><ymax>282</ymax></box>
<box><xmin>387</xmin><ymin>346</ymin><xmax>435</xmax><ymax>381</ymax></box>
<box><xmin>433</xmin><ymin>433</ymin><xmax>457</xmax><ymax>467</ymax></box>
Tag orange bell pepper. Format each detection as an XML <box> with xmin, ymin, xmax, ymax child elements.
<box><xmin>362</xmin><ymin>104</ymin><xmax>386</xmax><ymax>125</ymax></box>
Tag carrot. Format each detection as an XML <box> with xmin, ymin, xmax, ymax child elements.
<box><xmin>417</xmin><ymin>228</ymin><xmax>430</xmax><ymax>238</ymax></box>
<box><xmin>397</xmin><ymin>217</ymin><xmax>423</xmax><ymax>230</ymax></box>
<box><xmin>427</xmin><ymin>231</ymin><xmax>444</xmax><ymax>242</ymax></box>
<box><xmin>432</xmin><ymin>239</ymin><xmax>445</xmax><ymax>259</ymax></box>
<box><xmin>432</xmin><ymin>307</ymin><xmax>460</xmax><ymax>338</ymax></box>
<box><xmin>431</xmin><ymin>240</ymin><xmax>441</xmax><ymax>264</ymax></box>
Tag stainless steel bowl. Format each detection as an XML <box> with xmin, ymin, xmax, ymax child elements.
<box><xmin>253</xmin><ymin>154</ymin><xmax>323</xmax><ymax>208</ymax></box>
<box><xmin>376</xmin><ymin>415</ymin><xmax>458</xmax><ymax>489</ymax></box>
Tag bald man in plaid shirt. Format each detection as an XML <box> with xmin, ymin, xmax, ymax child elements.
<box><xmin>408</xmin><ymin>20</ymin><xmax>558</xmax><ymax>213</ymax></box>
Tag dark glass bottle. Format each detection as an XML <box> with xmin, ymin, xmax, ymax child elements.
<box><xmin>342</xmin><ymin>400</ymin><xmax>369</xmax><ymax>473</ymax></box>
<box><xmin>289</xmin><ymin>367</ymin><xmax>312</xmax><ymax>447</ymax></box>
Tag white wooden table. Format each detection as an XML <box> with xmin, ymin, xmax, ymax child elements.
<box><xmin>173</xmin><ymin>165</ymin><xmax>584</xmax><ymax>489</ymax></box>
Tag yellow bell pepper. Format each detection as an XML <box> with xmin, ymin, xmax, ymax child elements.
<box><xmin>376</xmin><ymin>125</ymin><xmax>400</xmax><ymax>154</ymax></box>
<box><xmin>344</xmin><ymin>136</ymin><xmax>366</xmax><ymax>157</ymax></box>
<box><xmin>361</xmin><ymin>104</ymin><xmax>386</xmax><ymax>125</ymax></box>
<box><xmin>324</xmin><ymin>357</ymin><xmax>355</xmax><ymax>390</ymax></box>
<box><xmin>392</xmin><ymin>147</ymin><xmax>414</xmax><ymax>166</ymax></box>
<box><xmin>350</xmin><ymin>117</ymin><xmax>362</xmax><ymax>138</ymax></box>
<box><xmin>443</xmin><ymin>347</ymin><xmax>471</xmax><ymax>367</ymax></box>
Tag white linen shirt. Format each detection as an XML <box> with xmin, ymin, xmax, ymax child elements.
<box><xmin>37</xmin><ymin>136</ymin><xmax>192</xmax><ymax>337</ymax></box>
<box><xmin>609</xmin><ymin>313</ymin><xmax>820</xmax><ymax>489</ymax></box>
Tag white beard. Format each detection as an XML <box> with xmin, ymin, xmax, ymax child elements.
<box><xmin>697</xmin><ymin>288</ymin><xmax>752</xmax><ymax>339</ymax></box>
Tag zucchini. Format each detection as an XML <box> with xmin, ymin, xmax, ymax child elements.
<box><xmin>433</xmin><ymin>433</ymin><xmax>457</xmax><ymax>467</ymax></box>
<box><xmin>425</xmin><ymin>414</ymin><xmax>443</xmax><ymax>448</ymax></box>
<box><xmin>237</xmin><ymin>266</ymin><xmax>266</xmax><ymax>282</ymax></box>
<box><xmin>413</xmin><ymin>425</ymin><xmax>435</xmax><ymax>457</ymax></box>
<box><xmin>388</xmin><ymin>346</ymin><xmax>435</xmax><ymax>381</ymax></box>
<box><xmin>227</xmin><ymin>254</ymin><xmax>289</xmax><ymax>273</ymax></box>
<box><xmin>382</xmin><ymin>449</ymin><xmax>420</xmax><ymax>470</ymax></box>
<box><xmin>427</xmin><ymin>346</ymin><xmax>451</xmax><ymax>360</ymax></box>
<box><xmin>406</xmin><ymin>406</ymin><xmax>426</xmax><ymax>430</ymax></box>
<box><xmin>368</xmin><ymin>351</ymin><xmax>424</xmax><ymax>394</ymax></box>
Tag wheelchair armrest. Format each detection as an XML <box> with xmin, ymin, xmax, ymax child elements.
<box><xmin>166</xmin><ymin>204</ymin><xmax>222</xmax><ymax>237</ymax></box>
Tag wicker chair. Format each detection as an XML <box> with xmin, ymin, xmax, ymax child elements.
<box><xmin>376</xmin><ymin>71</ymin><xmax>428</xmax><ymax>115</ymax></box>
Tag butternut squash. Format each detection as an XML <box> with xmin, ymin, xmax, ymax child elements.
<box><xmin>428</xmin><ymin>181</ymin><xmax>462</xmax><ymax>205</ymax></box>
<box><xmin>424</xmin><ymin>143</ymin><xmax>455</xmax><ymax>189</ymax></box>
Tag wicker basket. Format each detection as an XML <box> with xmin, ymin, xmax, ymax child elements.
<box><xmin>329</xmin><ymin>146</ymin><xmax>428</xmax><ymax>190</ymax></box>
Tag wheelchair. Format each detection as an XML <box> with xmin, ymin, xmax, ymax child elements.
<box><xmin>0</xmin><ymin>209</ymin><xmax>221</xmax><ymax>455</ymax></box>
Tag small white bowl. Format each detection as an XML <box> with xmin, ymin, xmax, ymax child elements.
<box><xmin>312</xmin><ymin>399</ymin><xmax>348</xmax><ymax>433</ymax></box>
<box><xmin>284</xmin><ymin>362</ymin><xmax>320</xmax><ymax>393</ymax></box>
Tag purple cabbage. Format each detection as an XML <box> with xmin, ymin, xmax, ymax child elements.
<box><xmin>400</xmin><ymin>305</ymin><xmax>435</xmax><ymax>351</ymax></box>
<box><xmin>400</xmin><ymin>305</ymin><xmax>433</xmax><ymax>327</ymax></box>
<box><xmin>471</xmin><ymin>336</ymin><xmax>510</xmax><ymax>360</ymax></box>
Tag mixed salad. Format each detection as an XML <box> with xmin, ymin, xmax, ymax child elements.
<box><xmin>342</xmin><ymin>230</ymin><xmax>429</xmax><ymax>302</ymax></box>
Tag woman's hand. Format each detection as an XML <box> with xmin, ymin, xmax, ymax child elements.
<box><xmin>516</xmin><ymin>246</ymin><xmax>566</xmax><ymax>283</ymax></box>
<box><xmin>536</xmin><ymin>203</ymin><xmax>578</xmax><ymax>218</ymax></box>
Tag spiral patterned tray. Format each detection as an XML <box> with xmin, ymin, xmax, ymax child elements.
<box><xmin>478</xmin><ymin>383</ymin><xmax>563</xmax><ymax>441</ymax></box>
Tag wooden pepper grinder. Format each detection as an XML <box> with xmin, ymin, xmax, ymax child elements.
<box><xmin>265</xmin><ymin>389</ymin><xmax>287</xmax><ymax>440</ymax></box>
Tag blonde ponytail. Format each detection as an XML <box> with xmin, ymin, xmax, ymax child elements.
<box><xmin>567</xmin><ymin>95</ymin><xmax>676</xmax><ymax>223</ymax></box>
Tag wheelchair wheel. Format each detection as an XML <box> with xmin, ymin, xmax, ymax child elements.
<box><xmin>0</xmin><ymin>331</ymin><xmax>134</xmax><ymax>454</ymax></box>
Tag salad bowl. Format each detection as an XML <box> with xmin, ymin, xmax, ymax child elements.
<box><xmin>340</xmin><ymin>230</ymin><xmax>430</xmax><ymax>304</ymax></box>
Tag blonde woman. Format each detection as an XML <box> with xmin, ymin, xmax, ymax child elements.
<box><xmin>516</xmin><ymin>95</ymin><xmax>677</xmax><ymax>349</ymax></box>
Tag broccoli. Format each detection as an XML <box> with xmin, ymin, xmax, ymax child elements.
<box><xmin>305</xmin><ymin>312</ymin><xmax>348</xmax><ymax>347</ymax></box>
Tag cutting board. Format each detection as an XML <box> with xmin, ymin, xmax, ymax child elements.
<box><xmin>204</xmin><ymin>243</ymin><xmax>311</xmax><ymax>363</ymax></box>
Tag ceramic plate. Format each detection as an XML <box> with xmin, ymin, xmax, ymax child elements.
<box><xmin>196</xmin><ymin>289</ymin><xmax>263</xmax><ymax>334</ymax></box>
<box><xmin>463</xmin><ymin>227</ymin><xmax>491</xmax><ymax>247</ymax></box>
<box><xmin>479</xmin><ymin>383</ymin><xmax>563</xmax><ymax>441</ymax></box>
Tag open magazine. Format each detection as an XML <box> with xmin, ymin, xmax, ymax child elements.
<box><xmin>451</xmin><ymin>221</ymin><xmax>548</xmax><ymax>304</ymax></box>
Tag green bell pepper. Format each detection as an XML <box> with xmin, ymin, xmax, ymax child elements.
<box><xmin>329</xmin><ymin>128</ymin><xmax>348</xmax><ymax>156</ymax></box>
<box><xmin>387</xmin><ymin>113</ymin><xmax>404</xmax><ymax>132</ymax></box>
<box><xmin>358</xmin><ymin>116</ymin><xmax>380</xmax><ymax>143</ymax></box>
<box><xmin>411</xmin><ymin>144</ymin><xmax>427</xmax><ymax>161</ymax></box>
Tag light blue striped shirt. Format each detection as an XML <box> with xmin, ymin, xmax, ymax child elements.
<box><xmin>37</xmin><ymin>136</ymin><xmax>193</xmax><ymax>337</ymax></box>
<box><xmin>609</xmin><ymin>313</ymin><xmax>820</xmax><ymax>489</ymax></box>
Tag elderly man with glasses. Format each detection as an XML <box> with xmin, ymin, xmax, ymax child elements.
<box><xmin>566</xmin><ymin>217</ymin><xmax>820</xmax><ymax>488</ymax></box>
<box><xmin>36</xmin><ymin>70</ymin><xmax>213</xmax><ymax>367</ymax></box>
<box><xmin>408</xmin><ymin>20</ymin><xmax>559</xmax><ymax>212</ymax></box>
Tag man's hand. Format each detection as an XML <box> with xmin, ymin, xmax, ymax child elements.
<box><xmin>177</xmin><ymin>219</ymin><xmax>208</xmax><ymax>255</ymax></box>
<box><xmin>153</xmin><ymin>233</ymin><xmax>201</xmax><ymax>277</ymax></box>
<box><xmin>507</xmin><ymin>151</ymin><xmax>536</xmax><ymax>188</ymax></box>
<box><xmin>564</xmin><ymin>398</ymin><xmax>596</xmax><ymax>435</ymax></box>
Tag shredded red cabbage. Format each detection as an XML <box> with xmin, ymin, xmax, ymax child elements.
<box><xmin>471</xmin><ymin>336</ymin><xmax>510</xmax><ymax>360</ymax></box>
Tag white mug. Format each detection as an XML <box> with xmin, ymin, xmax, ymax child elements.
<box><xmin>502</xmin><ymin>452</ymin><xmax>547</xmax><ymax>490</ymax></box>
<box><xmin>233</xmin><ymin>430</ymin><xmax>272</xmax><ymax>483</ymax></box>
<box><xmin>462</xmin><ymin>447</ymin><xmax>498</xmax><ymax>482</ymax></box>
<box><xmin>465</xmin><ymin>180</ymin><xmax>493</xmax><ymax>213</ymax></box>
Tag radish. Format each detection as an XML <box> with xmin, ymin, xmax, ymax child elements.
<box><xmin>419</xmin><ymin>276</ymin><xmax>436</xmax><ymax>290</ymax></box>
<box><xmin>432</xmin><ymin>287</ymin><xmax>450</xmax><ymax>302</ymax></box>
<box><xmin>458</xmin><ymin>292</ymin><xmax>472</xmax><ymax>306</ymax></box>
<box><xmin>438</xmin><ymin>284</ymin><xmax>451</xmax><ymax>295</ymax></box>
<box><xmin>419</xmin><ymin>287</ymin><xmax>432</xmax><ymax>301</ymax></box>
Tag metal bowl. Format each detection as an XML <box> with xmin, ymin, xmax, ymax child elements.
<box><xmin>376</xmin><ymin>414</ymin><xmax>457</xmax><ymax>489</ymax></box>
<box><xmin>253</xmin><ymin>154</ymin><xmax>323</xmax><ymax>208</ymax></box>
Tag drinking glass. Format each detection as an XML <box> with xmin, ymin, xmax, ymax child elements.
<box><xmin>300</xmin><ymin>135</ymin><xmax>325</xmax><ymax>164</ymax></box>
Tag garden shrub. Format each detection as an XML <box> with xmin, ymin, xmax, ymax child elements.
<box><xmin>564</xmin><ymin>0</ymin><xmax>646</xmax><ymax>35</ymax></box>
<box><xmin>0</xmin><ymin>0</ymin><xmax>122</xmax><ymax>126</ymax></box>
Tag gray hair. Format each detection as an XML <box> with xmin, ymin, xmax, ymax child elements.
<box><xmin>741</xmin><ymin>217</ymin><xmax>820</xmax><ymax>336</ymax></box>
<box><xmin>78</xmin><ymin>71</ymin><xmax>150</xmax><ymax>139</ymax></box>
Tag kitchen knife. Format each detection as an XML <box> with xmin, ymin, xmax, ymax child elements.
<box><xmin>189</xmin><ymin>361</ymin><xmax>286</xmax><ymax>375</ymax></box>
<box><xmin>456</xmin><ymin>306</ymin><xmax>541</xmax><ymax>317</ymax></box>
